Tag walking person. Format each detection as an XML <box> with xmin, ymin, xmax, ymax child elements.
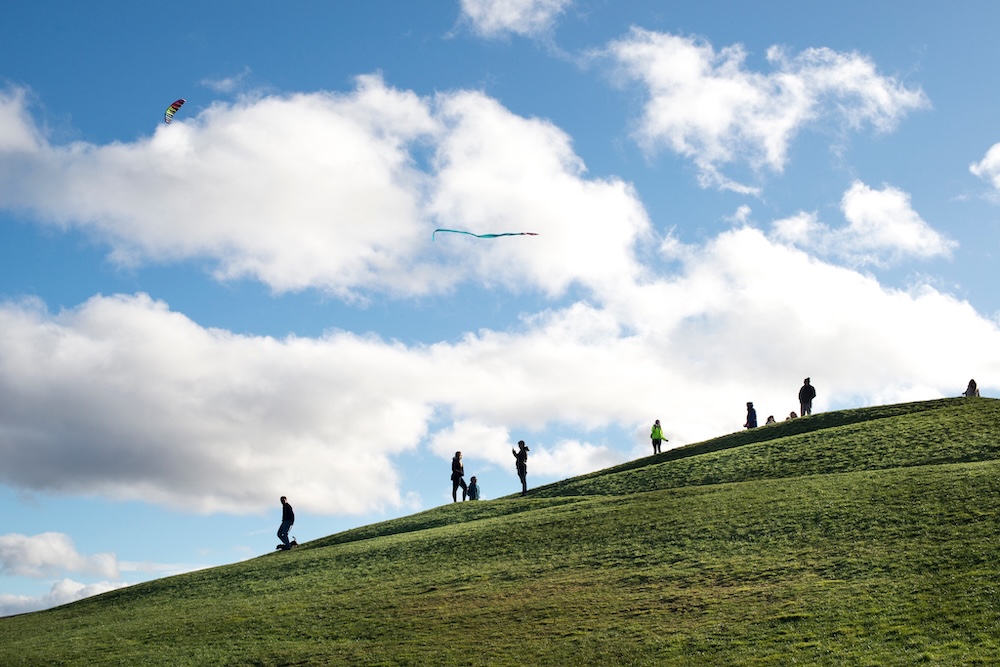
<box><xmin>650</xmin><ymin>419</ymin><xmax>667</xmax><ymax>454</ymax></box>
<box><xmin>277</xmin><ymin>496</ymin><xmax>296</xmax><ymax>550</ymax></box>
<box><xmin>513</xmin><ymin>440</ymin><xmax>529</xmax><ymax>496</ymax></box>
<box><xmin>744</xmin><ymin>402</ymin><xmax>757</xmax><ymax>429</ymax></box>
<box><xmin>451</xmin><ymin>451</ymin><xmax>468</xmax><ymax>502</ymax></box>
<box><xmin>798</xmin><ymin>378</ymin><xmax>816</xmax><ymax>416</ymax></box>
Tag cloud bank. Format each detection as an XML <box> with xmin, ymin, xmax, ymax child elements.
<box><xmin>0</xmin><ymin>66</ymin><xmax>995</xmax><ymax>519</ymax></box>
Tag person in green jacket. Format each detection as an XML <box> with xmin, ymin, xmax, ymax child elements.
<box><xmin>650</xmin><ymin>419</ymin><xmax>667</xmax><ymax>454</ymax></box>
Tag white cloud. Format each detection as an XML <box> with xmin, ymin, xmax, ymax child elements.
<box><xmin>430</xmin><ymin>90</ymin><xmax>652</xmax><ymax>297</ymax></box>
<box><xmin>526</xmin><ymin>439</ymin><xmax>625</xmax><ymax>479</ymax></box>
<box><xmin>0</xmin><ymin>88</ymin><xmax>42</xmax><ymax>152</ymax></box>
<box><xmin>0</xmin><ymin>79</ymin><xmax>647</xmax><ymax>301</ymax></box>
<box><xmin>460</xmin><ymin>0</ymin><xmax>572</xmax><ymax>38</ymax></box>
<box><xmin>970</xmin><ymin>142</ymin><xmax>1000</xmax><ymax>193</ymax></box>
<box><xmin>0</xmin><ymin>77</ymin><xmax>442</xmax><ymax>298</ymax></box>
<box><xmin>0</xmin><ymin>578</ymin><xmax>128</xmax><ymax>617</ymax></box>
<box><xmin>771</xmin><ymin>181</ymin><xmax>956</xmax><ymax>266</ymax></box>
<box><xmin>604</xmin><ymin>30</ymin><xmax>929</xmax><ymax>191</ymax></box>
<box><xmin>0</xmin><ymin>294</ymin><xmax>432</xmax><ymax>515</ymax></box>
<box><xmin>200</xmin><ymin>67</ymin><xmax>253</xmax><ymax>95</ymax></box>
<box><xmin>0</xmin><ymin>532</ymin><xmax>118</xmax><ymax>579</ymax></box>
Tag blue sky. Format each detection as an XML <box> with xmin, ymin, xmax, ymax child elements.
<box><xmin>2</xmin><ymin>0</ymin><xmax>1000</xmax><ymax>614</ymax></box>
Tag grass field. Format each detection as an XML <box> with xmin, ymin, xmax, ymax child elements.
<box><xmin>1</xmin><ymin>397</ymin><xmax>999</xmax><ymax>666</ymax></box>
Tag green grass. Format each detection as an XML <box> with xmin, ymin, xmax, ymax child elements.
<box><xmin>2</xmin><ymin>397</ymin><xmax>999</xmax><ymax>665</ymax></box>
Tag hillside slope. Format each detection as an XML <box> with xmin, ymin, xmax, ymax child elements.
<box><xmin>1</xmin><ymin>397</ymin><xmax>998</xmax><ymax>666</ymax></box>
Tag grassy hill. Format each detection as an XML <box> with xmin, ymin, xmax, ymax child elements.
<box><xmin>2</xmin><ymin>397</ymin><xmax>1000</xmax><ymax>666</ymax></box>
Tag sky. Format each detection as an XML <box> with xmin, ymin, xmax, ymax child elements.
<box><xmin>2</xmin><ymin>0</ymin><xmax>1000</xmax><ymax>615</ymax></box>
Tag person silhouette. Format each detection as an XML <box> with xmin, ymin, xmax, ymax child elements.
<box><xmin>513</xmin><ymin>440</ymin><xmax>529</xmax><ymax>496</ymax></box>
<box><xmin>798</xmin><ymin>378</ymin><xmax>816</xmax><ymax>416</ymax></box>
<box><xmin>451</xmin><ymin>451</ymin><xmax>468</xmax><ymax>502</ymax></box>
<box><xmin>277</xmin><ymin>496</ymin><xmax>296</xmax><ymax>550</ymax></box>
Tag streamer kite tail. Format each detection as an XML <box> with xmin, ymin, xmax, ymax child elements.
<box><xmin>432</xmin><ymin>228</ymin><xmax>539</xmax><ymax>241</ymax></box>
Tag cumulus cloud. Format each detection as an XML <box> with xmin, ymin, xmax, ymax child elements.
<box><xmin>460</xmin><ymin>0</ymin><xmax>572</xmax><ymax>38</ymax></box>
<box><xmin>201</xmin><ymin>67</ymin><xmax>254</xmax><ymax>95</ymax></box>
<box><xmin>604</xmin><ymin>30</ymin><xmax>929</xmax><ymax>191</ymax></box>
<box><xmin>0</xmin><ymin>532</ymin><xmax>118</xmax><ymax>579</ymax></box>
<box><xmin>0</xmin><ymin>578</ymin><xmax>128</xmax><ymax>617</ymax></box>
<box><xmin>771</xmin><ymin>181</ymin><xmax>956</xmax><ymax>265</ymax></box>
<box><xmin>970</xmin><ymin>142</ymin><xmax>1000</xmax><ymax>193</ymax></box>
<box><xmin>0</xmin><ymin>78</ymin><xmax>645</xmax><ymax>300</ymax></box>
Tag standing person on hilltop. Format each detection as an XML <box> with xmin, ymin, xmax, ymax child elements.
<box><xmin>744</xmin><ymin>402</ymin><xmax>758</xmax><ymax>429</ymax></box>
<box><xmin>650</xmin><ymin>419</ymin><xmax>667</xmax><ymax>454</ymax></box>
<box><xmin>798</xmin><ymin>378</ymin><xmax>816</xmax><ymax>416</ymax></box>
<box><xmin>277</xmin><ymin>496</ymin><xmax>296</xmax><ymax>550</ymax></box>
<box><xmin>513</xmin><ymin>440</ymin><xmax>529</xmax><ymax>496</ymax></box>
<box><xmin>451</xmin><ymin>451</ymin><xmax>468</xmax><ymax>502</ymax></box>
<box><xmin>964</xmin><ymin>379</ymin><xmax>980</xmax><ymax>397</ymax></box>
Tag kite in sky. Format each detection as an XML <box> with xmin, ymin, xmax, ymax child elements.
<box><xmin>164</xmin><ymin>99</ymin><xmax>186</xmax><ymax>124</ymax></box>
<box><xmin>432</xmin><ymin>228</ymin><xmax>538</xmax><ymax>241</ymax></box>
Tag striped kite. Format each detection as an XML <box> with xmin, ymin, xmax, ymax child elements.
<box><xmin>433</xmin><ymin>228</ymin><xmax>538</xmax><ymax>241</ymax></box>
<box><xmin>164</xmin><ymin>99</ymin><xmax>186</xmax><ymax>124</ymax></box>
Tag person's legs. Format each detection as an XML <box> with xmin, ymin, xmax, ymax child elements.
<box><xmin>519</xmin><ymin>471</ymin><xmax>527</xmax><ymax>495</ymax></box>
<box><xmin>277</xmin><ymin>520</ymin><xmax>291</xmax><ymax>547</ymax></box>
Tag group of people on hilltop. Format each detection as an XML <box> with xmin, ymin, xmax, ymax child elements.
<box><xmin>449</xmin><ymin>440</ymin><xmax>530</xmax><ymax>502</ymax></box>
<box><xmin>745</xmin><ymin>378</ymin><xmax>816</xmax><ymax>429</ymax></box>
<box><xmin>276</xmin><ymin>376</ymin><xmax>987</xmax><ymax>551</ymax></box>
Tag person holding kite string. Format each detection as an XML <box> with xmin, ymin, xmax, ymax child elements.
<box><xmin>650</xmin><ymin>419</ymin><xmax>667</xmax><ymax>454</ymax></box>
<box><xmin>513</xmin><ymin>440</ymin><xmax>529</xmax><ymax>496</ymax></box>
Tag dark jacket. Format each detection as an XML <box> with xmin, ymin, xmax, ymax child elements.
<box><xmin>799</xmin><ymin>383</ymin><xmax>816</xmax><ymax>402</ymax></box>
<box><xmin>513</xmin><ymin>448</ymin><xmax>528</xmax><ymax>473</ymax></box>
<box><xmin>282</xmin><ymin>502</ymin><xmax>294</xmax><ymax>524</ymax></box>
<box><xmin>451</xmin><ymin>456</ymin><xmax>464</xmax><ymax>480</ymax></box>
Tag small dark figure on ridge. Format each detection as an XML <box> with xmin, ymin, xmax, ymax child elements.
<box><xmin>799</xmin><ymin>378</ymin><xmax>816</xmax><ymax>416</ymax></box>
<box><xmin>451</xmin><ymin>451</ymin><xmax>468</xmax><ymax>502</ymax></box>
<box><xmin>744</xmin><ymin>402</ymin><xmax>757</xmax><ymax>429</ymax></box>
<box><xmin>513</xmin><ymin>440</ymin><xmax>529</xmax><ymax>496</ymax></box>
